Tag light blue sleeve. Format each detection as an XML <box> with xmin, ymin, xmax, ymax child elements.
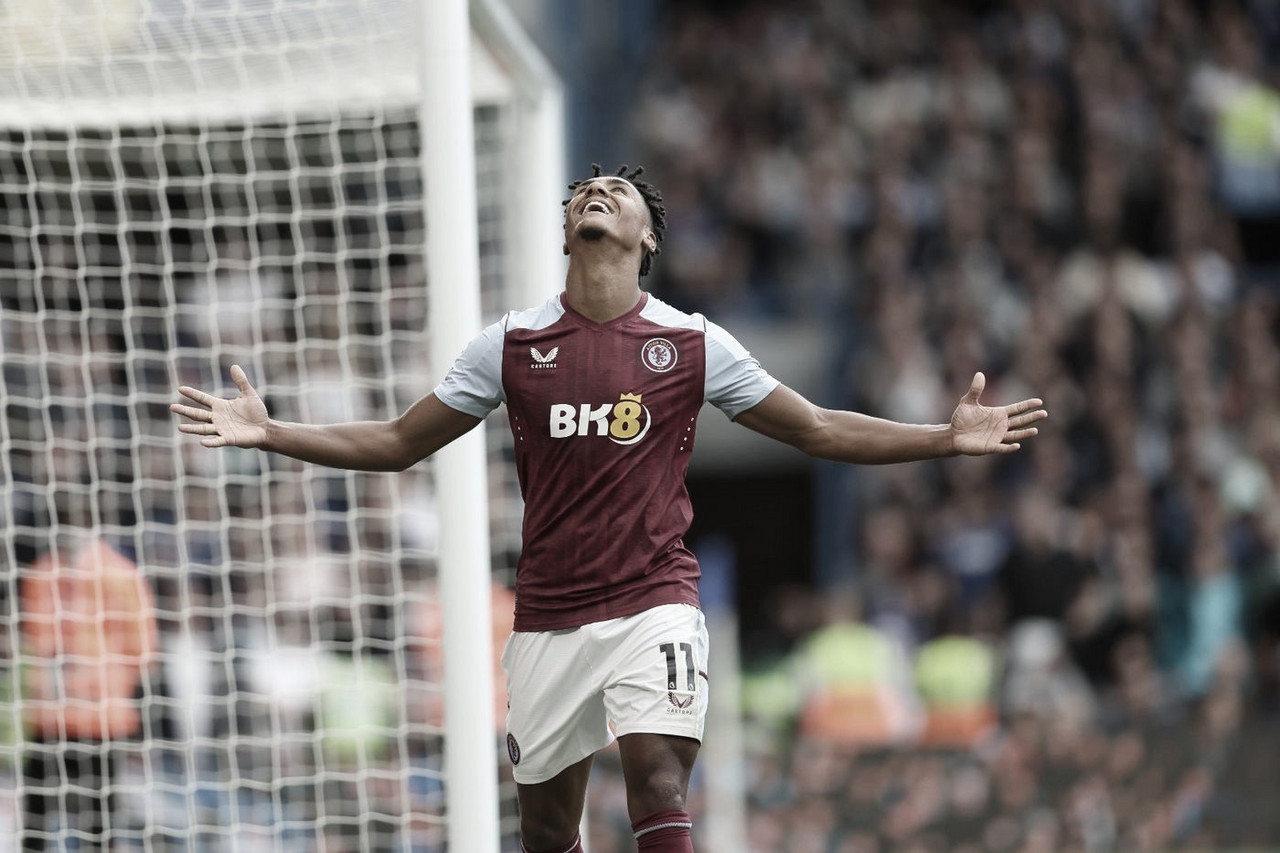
<box><xmin>704</xmin><ymin>319</ymin><xmax>780</xmax><ymax>419</ymax></box>
<box><xmin>432</xmin><ymin>316</ymin><xmax>506</xmax><ymax>418</ymax></box>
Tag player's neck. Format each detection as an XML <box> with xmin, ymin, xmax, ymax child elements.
<box><xmin>564</xmin><ymin>257</ymin><xmax>643</xmax><ymax>323</ymax></box>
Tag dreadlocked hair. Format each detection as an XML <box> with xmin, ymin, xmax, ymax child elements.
<box><xmin>563</xmin><ymin>163</ymin><xmax>666</xmax><ymax>277</ymax></box>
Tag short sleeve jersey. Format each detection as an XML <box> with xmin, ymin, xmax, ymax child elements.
<box><xmin>434</xmin><ymin>292</ymin><xmax>778</xmax><ymax>631</ymax></box>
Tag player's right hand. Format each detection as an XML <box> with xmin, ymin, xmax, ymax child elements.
<box><xmin>170</xmin><ymin>364</ymin><xmax>270</xmax><ymax>449</ymax></box>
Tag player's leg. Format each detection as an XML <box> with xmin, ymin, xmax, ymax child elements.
<box><xmin>617</xmin><ymin>732</ymin><xmax>698</xmax><ymax>850</ymax></box>
<box><xmin>502</xmin><ymin>627</ymin><xmax>611</xmax><ymax>851</ymax></box>
<box><xmin>600</xmin><ymin>604</ymin><xmax>709</xmax><ymax>851</ymax></box>
<box><xmin>514</xmin><ymin>755</ymin><xmax>593</xmax><ymax>851</ymax></box>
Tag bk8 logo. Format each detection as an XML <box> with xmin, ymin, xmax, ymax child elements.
<box><xmin>549</xmin><ymin>393</ymin><xmax>652</xmax><ymax>445</ymax></box>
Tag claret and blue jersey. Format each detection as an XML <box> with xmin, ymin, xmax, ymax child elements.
<box><xmin>434</xmin><ymin>292</ymin><xmax>778</xmax><ymax>632</ymax></box>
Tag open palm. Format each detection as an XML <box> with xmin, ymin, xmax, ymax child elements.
<box><xmin>170</xmin><ymin>364</ymin><xmax>270</xmax><ymax>448</ymax></box>
<box><xmin>950</xmin><ymin>372</ymin><xmax>1046</xmax><ymax>456</ymax></box>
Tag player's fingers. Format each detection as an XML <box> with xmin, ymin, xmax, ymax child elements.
<box><xmin>170</xmin><ymin>403</ymin><xmax>212</xmax><ymax>421</ymax></box>
<box><xmin>1006</xmin><ymin>398</ymin><xmax>1045</xmax><ymax>416</ymax></box>
<box><xmin>178</xmin><ymin>422</ymin><xmax>217</xmax><ymax>435</ymax></box>
<box><xmin>177</xmin><ymin>385</ymin><xmax>218</xmax><ymax>406</ymax></box>
<box><xmin>1008</xmin><ymin>409</ymin><xmax>1046</xmax><ymax>429</ymax></box>
<box><xmin>200</xmin><ymin>435</ymin><xmax>227</xmax><ymax>448</ymax></box>
<box><xmin>230</xmin><ymin>364</ymin><xmax>254</xmax><ymax>395</ymax></box>
<box><xmin>1005</xmin><ymin>426</ymin><xmax>1038</xmax><ymax>443</ymax></box>
<box><xmin>963</xmin><ymin>371</ymin><xmax>986</xmax><ymax>403</ymax></box>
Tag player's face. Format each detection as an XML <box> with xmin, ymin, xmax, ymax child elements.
<box><xmin>564</xmin><ymin>177</ymin><xmax>656</xmax><ymax>257</ymax></box>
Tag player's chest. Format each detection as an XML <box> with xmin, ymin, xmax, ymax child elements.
<box><xmin>501</xmin><ymin>327</ymin><xmax>704</xmax><ymax>421</ymax></box>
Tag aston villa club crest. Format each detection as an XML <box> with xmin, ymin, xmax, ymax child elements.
<box><xmin>642</xmin><ymin>338</ymin><xmax>677</xmax><ymax>373</ymax></box>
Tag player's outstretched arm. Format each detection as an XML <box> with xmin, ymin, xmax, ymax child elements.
<box><xmin>734</xmin><ymin>372</ymin><xmax>1046</xmax><ymax>465</ymax></box>
<box><xmin>171</xmin><ymin>364</ymin><xmax>482</xmax><ymax>472</ymax></box>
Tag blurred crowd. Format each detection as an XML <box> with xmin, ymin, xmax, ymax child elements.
<box><xmin>589</xmin><ymin>0</ymin><xmax>1280</xmax><ymax>848</ymax></box>
<box><xmin>0</xmin><ymin>249</ymin><xmax>489</xmax><ymax>850</ymax></box>
<box><xmin>1</xmin><ymin>115</ymin><xmax>528</xmax><ymax>849</ymax></box>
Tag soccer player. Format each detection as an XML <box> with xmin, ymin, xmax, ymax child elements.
<box><xmin>172</xmin><ymin>164</ymin><xmax>1047</xmax><ymax>852</ymax></box>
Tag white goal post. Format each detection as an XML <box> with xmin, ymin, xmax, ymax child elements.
<box><xmin>0</xmin><ymin>0</ymin><xmax>564</xmax><ymax>849</ymax></box>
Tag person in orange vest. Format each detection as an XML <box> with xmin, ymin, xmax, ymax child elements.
<box><xmin>18</xmin><ymin>538</ymin><xmax>158</xmax><ymax>850</ymax></box>
<box><xmin>411</xmin><ymin>580</ymin><xmax>516</xmax><ymax>733</ymax></box>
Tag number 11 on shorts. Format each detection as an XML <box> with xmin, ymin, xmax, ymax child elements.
<box><xmin>660</xmin><ymin>642</ymin><xmax>695</xmax><ymax>691</ymax></box>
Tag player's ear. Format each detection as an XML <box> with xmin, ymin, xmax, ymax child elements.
<box><xmin>642</xmin><ymin>229</ymin><xmax>656</xmax><ymax>253</ymax></box>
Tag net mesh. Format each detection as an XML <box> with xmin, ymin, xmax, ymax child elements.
<box><xmin>0</xmin><ymin>1</ymin><xmax>524</xmax><ymax>848</ymax></box>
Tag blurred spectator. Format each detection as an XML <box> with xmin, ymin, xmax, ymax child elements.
<box><xmin>913</xmin><ymin>633</ymin><xmax>998</xmax><ymax>749</ymax></box>
<box><xmin>18</xmin><ymin>537</ymin><xmax>158</xmax><ymax>850</ymax></box>
<box><xmin>998</xmin><ymin>486</ymin><xmax>1095</xmax><ymax>625</ymax></box>
<box><xmin>792</xmin><ymin>588</ymin><xmax>923</xmax><ymax>746</ymax></box>
<box><xmin>1001</xmin><ymin>619</ymin><xmax>1096</xmax><ymax>728</ymax></box>
<box><xmin>410</xmin><ymin>580</ymin><xmax>516</xmax><ymax>734</ymax></box>
<box><xmin>1193</xmin><ymin>2</ymin><xmax>1280</xmax><ymax>265</ymax></box>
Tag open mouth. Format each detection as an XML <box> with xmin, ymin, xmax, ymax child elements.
<box><xmin>582</xmin><ymin>200</ymin><xmax>611</xmax><ymax>215</ymax></box>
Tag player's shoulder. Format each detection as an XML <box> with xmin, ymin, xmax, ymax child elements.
<box><xmin>638</xmin><ymin>293</ymin><xmax>708</xmax><ymax>333</ymax></box>
<box><xmin>635</xmin><ymin>295</ymin><xmax>749</xmax><ymax>357</ymax></box>
<box><xmin>504</xmin><ymin>293</ymin><xmax>566</xmax><ymax>334</ymax></box>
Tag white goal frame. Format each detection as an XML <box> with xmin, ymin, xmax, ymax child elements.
<box><xmin>423</xmin><ymin>1</ymin><xmax>564</xmax><ymax>850</ymax></box>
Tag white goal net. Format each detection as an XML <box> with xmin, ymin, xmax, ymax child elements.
<box><xmin>0</xmin><ymin>1</ymin><xmax>562</xmax><ymax>849</ymax></box>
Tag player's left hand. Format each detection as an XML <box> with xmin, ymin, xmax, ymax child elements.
<box><xmin>949</xmin><ymin>372</ymin><xmax>1046</xmax><ymax>456</ymax></box>
<box><xmin>170</xmin><ymin>364</ymin><xmax>270</xmax><ymax>449</ymax></box>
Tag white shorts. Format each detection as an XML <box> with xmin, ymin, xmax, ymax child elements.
<box><xmin>500</xmin><ymin>603</ymin><xmax>710</xmax><ymax>785</ymax></box>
